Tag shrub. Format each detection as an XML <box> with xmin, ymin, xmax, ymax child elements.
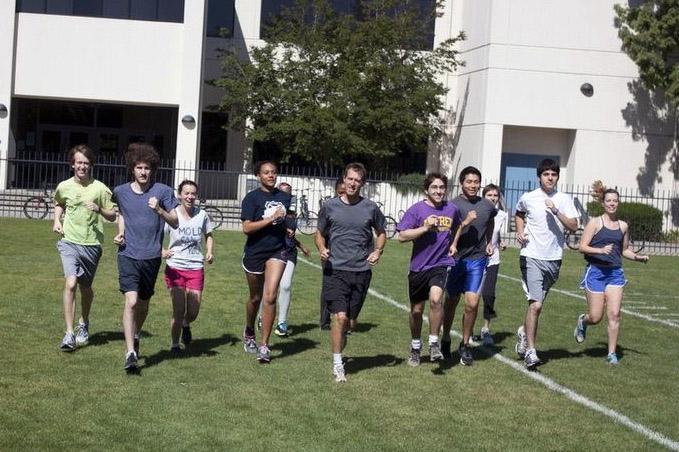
<box><xmin>393</xmin><ymin>172</ymin><xmax>425</xmax><ymax>195</ymax></box>
<box><xmin>586</xmin><ymin>201</ymin><xmax>663</xmax><ymax>241</ymax></box>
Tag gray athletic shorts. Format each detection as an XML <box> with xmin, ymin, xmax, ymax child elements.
<box><xmin>519</xmin><ymin>256</ymin><xmax>561</xmax><ymax>303</ymax></box>
<box><xmin>57</xmin><ymin>240</ymin><xmax>102</xmax><ymax>288</ymax></box>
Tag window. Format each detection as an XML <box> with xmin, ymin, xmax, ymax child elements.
<box><xmin>102</xmin><ymin>0</ymin><xmax>130</xmax><ymax>19</ymax></box>
<box><xmin>206</xmin><ymin>0</ymin><xmax>235</xmax><ymax>38</ymax></box>
<box><xmin>130</xmin><ymin>0</ymin><xmax>156</xmax><ymax>21</ymax></box>
<box><xmin>17</xmin><ymin>0</ymin><xmax>46</xmax><ymax>13</ymax></box>
<box><xmin>17</xmin><ymin>0</ymin><xmax>185</xmax><ymax>23</ymax></box>
<box><xmin>157</xmin><ymin>0</ymin><xmax>184</xmax><ymax>22</ymax></box>
<box><xmin>73</xmin><ymin>0</ymin><xmax>102</xmax><ymax>16</ymax></box>
<box><xmin>46</xmin><ymin>0</ymin><xmax>73</xmax><ymax>14</ymax></box>
<box><xmin>259</xmin><ymin>0</ymin><xmax>436</xmax><ymax>49</ymax></box>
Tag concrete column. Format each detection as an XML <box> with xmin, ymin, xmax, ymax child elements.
<box><xmin>174</xmin><ymin>0</ymin><xmax>208</xmax><ymax>185</ymax></box>
<box><xmin>0</xmin><ymin>0</ymin><xmax>17</xmax><ymax>189</ymax></box>
<box><xmin>480</xmin><ymin>123</ymin><xmax>504</xmax><ymax>183</ymax></box>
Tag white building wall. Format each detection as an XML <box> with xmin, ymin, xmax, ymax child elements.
<box><xmin>0</xmin><ymin>0</ymin><xmax>17</xmax><ymax>189</ymax></box>
<box><xmin>14</xmin><ymin>14</ymin><xmax>184</xmax><ymax>105</ymax></box>
<box><xmin>443</xmin><ymin>0</ymin><xmax>676</xmax><ymax>193</ymax></box>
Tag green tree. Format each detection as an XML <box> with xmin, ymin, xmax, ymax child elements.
<box><xmin>213</xmin><ymin>0</ymin><xmax>464</xmax><ymax>170</ymax></box>
<box><xmin>614</xmin><ymin>1</ymin><xmax>679</xmax><ymax>176</ymax></box>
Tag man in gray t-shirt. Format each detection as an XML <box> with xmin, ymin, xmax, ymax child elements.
<box><xmin>315</xmin><ymin>163</ymin><xmax>386</xmax><ymax>382</ymax></box>
<box><xmin>441</xmin><ymin>166</ymin><xmax>496</xmax><ymax>366</ymax></box>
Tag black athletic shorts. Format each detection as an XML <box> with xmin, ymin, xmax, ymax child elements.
<box><xmin>118</xmin><ymin>255</ymin><xmax>162</xmax><ymax>300</ymax></box>
<box><xmin>408</xmin><ymin>266</ymin><xmax>448</xmax><ymax>303</ymax></box>
<box><xmin>242</xmin><ymin>248</ymin><xmax>288</xmax><ymax>274</ymax></box>
<box><xmin>322</xmin><ymin>268</ymin><xmax>372</xmax><ymax>320</ymax></box>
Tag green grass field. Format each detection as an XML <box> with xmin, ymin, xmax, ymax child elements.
<box><xmin>1</xmin><ymin>217</ymin><xmax>678</xmax><ymax>451</ymax></box>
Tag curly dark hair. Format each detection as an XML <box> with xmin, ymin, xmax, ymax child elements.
<box><xmin>125</xmin><ymin>143</ymin><xmax>160</xmax><ymax>178</ymax></box>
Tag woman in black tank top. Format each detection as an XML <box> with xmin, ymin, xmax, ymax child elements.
<box><xmin>572</xmin><ymin>182</ymin><xmax>649</xmax><ymax>365</ymax></box>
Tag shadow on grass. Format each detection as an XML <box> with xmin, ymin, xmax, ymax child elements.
<box><xmin>142</xmin><ymin>333</ymin><xmax>237</xmax><ymax>369</ymax></box>
<box><xmin>88</xmin><ymin>331</ymin><xmax>124</xmax><ymax>346</ymax></box>
<box><xmin>345</xmin><ymin>354</ymin><xmax>403</xmax><ymax>375</ymax></box>
<box><xmin>540</xmin><ymin>342</ymin><xmax>640</xmax><ymax>364</ymax></box>
<box><xmin>288</xmin><ymin>322</ymin><xmax>320</xmax><ymax>336</ymax></box>
<box><xmin>270</xmin><ymin>337</ymin><xmax>318</xmax><ymax>359</ymax></box>
<box><xmin>88</xmin><ymin>330</ymin><xmax>155</xmax><ymax>347</ymax></box>
<box><xmin>351</xmin><ymin>322</ymin><xmax>378</xmax><ymax>333</ymax></box>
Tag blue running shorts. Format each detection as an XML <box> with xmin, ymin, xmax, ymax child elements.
<box><xmin>446</xmin><ymin>257</ymin><xmax>488</xmax><ymax>296</ymax></box>
<box><xmin>580</xmin><ymin>264</ymin><xmax>626</xmax><ymax>293</ymax></box>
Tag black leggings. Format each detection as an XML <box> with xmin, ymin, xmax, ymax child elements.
<box><xmin>481</xmin><ymin>264</ymin><xmax>500</xmax><ymax>321</ymax></box>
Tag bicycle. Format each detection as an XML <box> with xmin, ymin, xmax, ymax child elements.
<box><xmin>296</xmin><ymin>192</ymin><xmax>318</xmax><ymax>236</ymax></box>
<box><xmin>376</xmin><ymin>202</ymin><xmax>398</xmax><ymax>239</ymax></box>
<box><xmin>199</xmin><ymin>199</ymin><xmax>224</xmax><ymax>229</ymax></box>
<box><xmin>565</xmin><ymin>225</ymin><xmax>645</xmax><ymax>253</ymax></box>
<box><xmin>23</xmin><ymin>184</ymin><xmax>55</xmax><ymax>219</ymax></box>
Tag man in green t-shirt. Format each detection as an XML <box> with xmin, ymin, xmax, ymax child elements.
<box><xmin>53</xmin><ymin>145</ymin><xmax>117</xmax><ymax>351</ymax></box>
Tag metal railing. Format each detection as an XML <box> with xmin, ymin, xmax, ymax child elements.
<box><xmin>2</xmin><ymin>155</ymin><xmax>678</xmax><ymax>254</ymax></box>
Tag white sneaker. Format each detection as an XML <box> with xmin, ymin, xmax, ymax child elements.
<box><xmin>75</xmin><ymin>322</ymin><xmax>89</xmax><ymax>346</ymax></box>
<box><xmin>333</xmin><ymin>363</ymin><xmax>347</xmax><ymax>382</ymax></box>
<box><xmin>515</xmin><ymin>326</ymin><xmax>528</xmax><ymax>359</ymax></box>
<box><xmin>524</xmin><ymin>348</ymin><xmax>541</xmax><ymax>369</ymax></box>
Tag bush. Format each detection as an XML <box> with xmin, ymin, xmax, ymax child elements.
<box><xmin>393</xmin><ymin>172</ymin><xmax>425</xmax><ymax>195</ymax></box>
<box><xmin>662</xmin><ymin>229</ymin><xmax>679</xmax><ymax>243</ymax></box>
<box><xmin>586</xmin><ymin>201</ymin><xmax>663</xmax><ymax>241</ymax></box>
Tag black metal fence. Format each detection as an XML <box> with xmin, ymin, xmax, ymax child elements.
<box><xmin>2</xmin><ymin>155</ymin><xmax>678</xmax><ymax>254</ymax></box>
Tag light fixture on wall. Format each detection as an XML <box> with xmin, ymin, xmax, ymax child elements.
<box><xmin>0</xmin><ymin>104</ymin><xmax>7</xmax><ymax>116</ymax></box>
<box><xmin>181</xmin><ymin>114</ymin><xmax>196</xmax><ymax>126</ymax></box>
<box><xmin>580</xmin><ymin>83</ymin><xmax>594</xmax><ymax>97</ymax></box>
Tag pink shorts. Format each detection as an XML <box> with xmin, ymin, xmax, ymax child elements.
<box><xmin>164</xmin><ymin>266</ymin><xmax>205</xmax><ymax>291</ymax></box>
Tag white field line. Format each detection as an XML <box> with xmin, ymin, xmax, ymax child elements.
<box><xmin>498</xmin><ymin>274</ymin><xmax>679</xmax><ymax>329</ymax></box>
<box><xmin>298</xmin><ymin>258</ymin><xmax>679</xmax><ymax>450</ymax></box>
<box><xmin>626</xmin><ymin>306</ymin><xmax>669</xmax><ymax>310</ymax></box>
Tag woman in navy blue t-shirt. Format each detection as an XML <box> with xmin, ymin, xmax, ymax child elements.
<box><xmin>240</xmin><ymin>161</ymin><xmax>291</xmax><ymax>363</ymax></box>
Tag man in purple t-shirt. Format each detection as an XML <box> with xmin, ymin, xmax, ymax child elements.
<box><xmin>397</xmin><ymin>173</ymin><xmax>463</xmax><ymax>366</ymax></box>
<box><xmin>113</xmin><ymin>143</ymin><xmax>178</xmax><ymax>372</ymax></box>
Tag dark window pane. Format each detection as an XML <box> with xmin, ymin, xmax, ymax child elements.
<box><xmin>200</xmin><ymin>112</ymin><xmax>228</xmax><ymax>163</ymax></box>
<box><xmin>130</xmin><ymin>0</ymin><xmax>156</xmax><ymax>20</ymax></box>
<box><xmin>206</xmin><ymin>0</ymin><xmax>234</xmax><ymax>37</ymax></box>
<box><xmin>41</xmin><ymin>130</ymin><xmax>62</xmax><ymax>153</ymax></box>
<box><xmin>17</xmin><ymin>0</ymin><xmax>46</xmax><ymax>13</ymax></box>
<box><xmin>97</xmin><ymin>106</ymin><xmax>123</xmax><ymax>128</ymax></box>
<box><xmin>157</xmin><ymin>0</ymin><xmax>184</xmax><ymax>22</ymax></box>
<box><xmin>41</xmin><ymin>102</ymin><xmax>94</xmax><ymax>127</ymax></box>
<box><xmin>102</xmin><ymin>0</ymin><xmax>130</xmax><ymax>18</ymax></box>
<box><xmin>46</xmin><ymin>0</ymin><xmax>73</xmax><ymax>14</ymax></box>
<box><xmin>69</xmin><ymin>132</ymin><xmax>90</xmax><ymax>149</ymax></box>
<box><xmin>74</xmin><ymin>0</ymin><xmax>102</xmax><ymax>16</ymax></box>
<box><xmin>416</xmin><ymin>0</ymin><xmax>436</xmax><ymax>50</ymax></box>
<box><xmin>260</xmin><ymin>0</ymin><xmax>296</xmax><ymax>37</ymax></box>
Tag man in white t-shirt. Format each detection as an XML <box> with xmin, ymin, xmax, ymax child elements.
<box><xmin>514</xmin><ymin>159</ymin><xmax>579</xmax><ymax>369</ymax></box>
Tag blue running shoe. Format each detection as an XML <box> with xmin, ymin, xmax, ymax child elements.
<box><xmin>574</xmin><ymin>314</ymin><xmax>587</xmax><ymax>343</ymax></box>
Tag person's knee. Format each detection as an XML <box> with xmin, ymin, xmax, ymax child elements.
<box><xmin>334</xmin><ymin>312</ymin><xmax>348</xmax><ymax>324</ymax></box>
<box><xmin>464</xmin><ymin>295</ymin><xmax>479</xmax><ymax>311</ymax></box>
<box><xmin>64</xmin><ymin>276</ymin><xmax>78</xmax><ymax>292</ymax></box>
<box><xmin>528</xmin><ymin>301</ymin><xmax>543</xmax><ymax>315</ymax></box>
<box><xmin>411</xmin><ymin>303</ymin><xmax>425</xmax><ymax>316</ymax></box>
<box><xmin>589</xmin><ymin>313</ymin><xmax>603</xmax><ymax>325</ymax></box>
<box><xmin>607</xmin><ymin>310</ymin><xmax>621</xmax><ymax>324</ymax></box>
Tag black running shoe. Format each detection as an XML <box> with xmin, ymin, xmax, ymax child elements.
<box><xmin>458</xmin><ymin>342</ymin><xmax>473</xmax><ymax>366</ymax></box>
